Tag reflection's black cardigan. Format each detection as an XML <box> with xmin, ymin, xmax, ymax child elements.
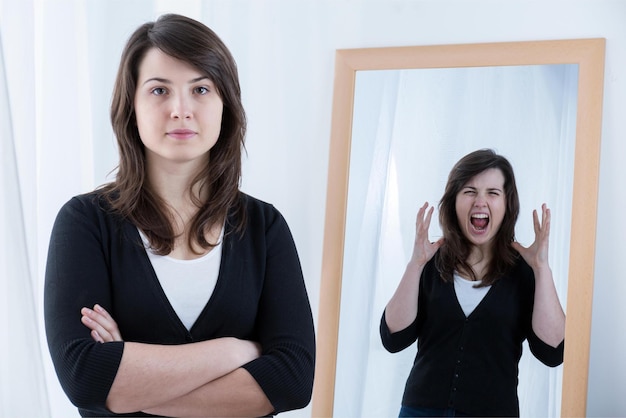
<box><xmin>380</xmin><ymin>252</ymin><xmax>564</xmax><ymax>417</ymax></box>
<box><xmin>45</xmin><ymin>192</ymin><xmax>315</xmax><ymax>417</ymax></box>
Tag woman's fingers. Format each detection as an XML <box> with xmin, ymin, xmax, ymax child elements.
<box><xmin>81</xmin><ymin>305</ymin><xmax>123</xmax><ymax>342</ymax></box>
<box><xmin>81</xmin><ymin>309</ymin><xmax>110</xmax><ymax>341</ymax></box>
<box><xmin>534</xmin><ymin>204</ymin><xmax>551</xmax><ymax>235</ymax></box>
<box><xmin>91</xmin><ymin>330</ymin><xmax>104</xmax><ymax>344</ymax></box>
<box><xmin>516</xmin><ymin>205</ymin><xmax>552</xmax><ymax>268</ymax></box>
<box><xmin>542</xmin><ymin>204</ymin><xmax>551</xmax><ymax>236</ymax></box>
<box><xmin>410</xmin><ymin>202</ymin><xmax>442</xmax><ymax>266</ymax></box>
<box><xmin>416</xmin><ymin>202</ymin><xmax>434</xmax><ymax>236</ymax></box>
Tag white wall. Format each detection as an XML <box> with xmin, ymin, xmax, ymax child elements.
<box><xmin>3</xmin><ymin>0</ymin><xmax>625</xmax><ymax>417</ymax></box>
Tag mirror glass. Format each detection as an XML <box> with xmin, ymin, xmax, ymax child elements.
<box><xmin>333</xmin><ymin>64</ymin><xmax>577</xmax><ymax>417</ymax></box>
<box><xmin>311</xmin><ymin>39</ymin><xmax>604</xmax><ymax>418</ymax></box>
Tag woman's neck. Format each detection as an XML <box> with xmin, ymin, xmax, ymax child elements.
<box><xmin>461</xmin><ymin>246</ymin><xmax>493</xmax><ymax>281</ymax></box>
<box><xmin>145</xmin><ymin>156</ymin><xmax>210</xmax><ymax>236</ymax></box>
<box><xmin>146</xmin><ymin>155</ymin><xmax>207</xmax><ymax>205</ymax></box>
<box><xmin>142</xmin><ymin>155</ymin><xmax>223</xmax><ymax>259</ymax></box>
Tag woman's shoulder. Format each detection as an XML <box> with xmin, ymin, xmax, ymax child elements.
<box><xmin>498</xmin><ymin>254</ymin><xmax>535</xmax><ymax>292</ymax></box>
<box><xmin>61</xmin><ymin>189</ymin><xmax>112</xmax><ymax>212</ymax></box>
<box><xmin>238</xmin><ymin>192</ymin><xmax>283</xmax><ymax>219</ymax></box>
<box><xmin>511</xmin><ymin>254</ymin><xmax>534</xmax><ymax>278</ymax></box>
<box><xmin>55</xmin><ymin>189</ymin><xmax>121</xmax><ymax>227</ymax></box>
<box><xmin>233</xmin><ymin>192</ymin><xmax>294</xmax><ymax>239</ymax></box>
<box><xmin>420</xmin><ymin>251</ymin><xmax>445</xmax><ymax>287</ymax></box>
<box><xmin>239</xmin><ymin>191</ymin><xmax>273</xmax><ymax>208</ymax></box>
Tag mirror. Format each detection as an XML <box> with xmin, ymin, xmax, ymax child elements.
<box><xmin>337</xmin><ymin>63</ymin><xmax>577</xmax><ymax>418</ymax></box>
<box><xmin>312</xmin><ymin>39</ymin><xmax>605</xmax><ymax>418</ymax></box>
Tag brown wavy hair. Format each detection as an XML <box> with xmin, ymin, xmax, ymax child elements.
<box><xmin>100</xmin><ymin>13</ymin><xmax>247</xmax><ymax>255</ymax></box>
<box><xmin>436</xmin><ymin>149</ymin><xmax>520</xmax><ymax>286</ymax></box>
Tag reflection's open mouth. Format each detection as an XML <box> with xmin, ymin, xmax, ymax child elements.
<box><xmin>471</xmin><ymin>213</ymin><xmax>489</xmax><ymax>231</ymax></box>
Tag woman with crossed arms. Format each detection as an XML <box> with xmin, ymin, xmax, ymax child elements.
<box><xmin>45</xmin><ymin>14</ymin><xmax>315</xmax><ymax>418</ymax></box>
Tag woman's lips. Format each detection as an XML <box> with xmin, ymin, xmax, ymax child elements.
<box><xmin>470</xmin><ymin>213</ymin><xmax>489</xmax><ymax>231</ymax></box>
<box><xmin>167</xmin><ymin>129</ymin><xmax>196</xmax><ymax>140</ymax></box>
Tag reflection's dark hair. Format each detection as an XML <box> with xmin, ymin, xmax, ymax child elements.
<box><xmin>100</xmin><ymin>13</ymin><xmax>246</xmax><ymax>254</ymax></box>
<box><xmin>437</xmin><ymin>148</ymin><xmax>520</xmax><ymax>286</ymax></box>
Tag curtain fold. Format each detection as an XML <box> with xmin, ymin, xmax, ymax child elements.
<box><xmin>335</xmin><ymin>70</ymin><xmax>401</xmax><ymax>417</ymax></box>
<box><xmin>0</xmin><ymin>33</ymin><xmax>50</xmax><ymax>418</ymax></box>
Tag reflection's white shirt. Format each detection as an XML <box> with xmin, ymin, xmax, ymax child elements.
<box><xmin>454</xmin><ymin>272</ymin><xmax>491</xmax><ymax>317</ymax></box>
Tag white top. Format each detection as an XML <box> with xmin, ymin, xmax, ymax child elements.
<box><xmin>139</xmin><ymin>228</ymin><xmax>223</xmax><ymax>330</ymax></box>
<box><xmin>453</xmin><ymin>271</ymin><xmax>491</xmax><ymax>317</ymax></box>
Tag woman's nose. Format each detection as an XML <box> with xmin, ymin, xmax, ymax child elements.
<box><xmin>170</xmin><ymin>96</ymin><xmax>192</xmax><ymax>119</ymax></box>
<box><xmin>473</xmin><ymin>194</ymin><xmax>487</xmax><ymax>206</ymax></box>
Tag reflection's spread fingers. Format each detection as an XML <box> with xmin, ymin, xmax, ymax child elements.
<box><xmin>410</xmin><ymin>202</ymin><xmax>442</xmax><ymax>267</ymax></box>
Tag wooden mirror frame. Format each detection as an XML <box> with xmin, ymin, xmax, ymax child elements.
<box><xmin>312</xmin><ymin>39</ymin><xmax>605</xmax><ymax>418</ymax></box>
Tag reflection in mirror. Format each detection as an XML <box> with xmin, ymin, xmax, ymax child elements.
<box><xmin>311</xmin><ymin>39</ymin><xmax>605</xmax><ymax>418</ymax></box>
<box><xmin>334</xmin><ymin>64</ymin><xmax>577</xmax><ymax>417</ymax></box>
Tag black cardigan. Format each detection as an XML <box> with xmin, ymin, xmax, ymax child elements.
<box><xmin>44</xmin><ymin>191</ymin><xmax>315</xmax><ymax>417</ymax></box>
<box><xmin>380</xmin><ymin>253</ymin><xmax>564</xmax><ymax>417</ymax></box>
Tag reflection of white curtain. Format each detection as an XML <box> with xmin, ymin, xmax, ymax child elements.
<box><xmin>335</xmin><ymin>65</ymin><xmax>577</xmax><ymax>417</ymax></box>
<box><xmin>0</xmin><ymin>33</ymin><xmax>50</xmax><ymax>418</ymax></box>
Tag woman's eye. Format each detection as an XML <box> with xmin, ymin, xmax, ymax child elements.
<box><xmin>195</xmin><ymin>86</ymin><xmax>209</xmax><ymax>95</ymax></box>
<box><xmin>151</xmin><ymin>87</ymin><xmax>167</xmax><ymax>96</ymax></box>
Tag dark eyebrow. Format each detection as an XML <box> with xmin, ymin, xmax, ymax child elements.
<box><xmin>142</xmin><ymin>76</ymin><xmax>210</xmax><ymax>86</ymax></box>
<box><xmin>190</xmin><ymin>76</ymin><xmax>210</xmax><ymax>83</ymax></box>
<box><xmin>142</xmin><ymin>77</ymin><xmax>169</xmax><ymax>86</ymax></box>
<box><xmin>462</xmin><ymin>186</ymin><xmax>502</xmax><ymax>192</ymax></box>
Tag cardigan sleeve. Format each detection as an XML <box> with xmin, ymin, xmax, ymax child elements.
<box><xmin>44</xmin><ymin>195</ymin><xmax>125</xmax><ymax>414</ymax></box>
<box><xmin>380</xmin><ymin>310</ymin><xmax>420</xmax><ymax>353</ymax></box>
<box><xmin>379</xmin><ymin>257</ymin><xmax>437</xmax><ymax>353</ymax></box>
<box><xmin>240</xmin><ymin>207</ymin><xmax>316</xmax><ymax>414</ymax></box>
<box><xmin>527</xmin><ymin>330</ymin><xmax>565</xmax><ymax>367</ymax></box>
<box><xmin>517</xmin><ymin>257</ymin><xmax>565</xmax><ymax>368</ymax></box>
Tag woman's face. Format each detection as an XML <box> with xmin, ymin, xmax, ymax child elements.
<box><xmin>134</xmin><ymin>48</ymin><xmax>224</xmax><ymax>172</ymax></box>
<box><xmin>455</xmin><ymin>168</ymin><xmax>507</xmax><ymax>252</ymax></box>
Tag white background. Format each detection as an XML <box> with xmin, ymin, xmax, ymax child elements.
<box><xmin>1</xmin><ymin>1</ymin><xmax>625</xmax><ymax>417</ymax></box>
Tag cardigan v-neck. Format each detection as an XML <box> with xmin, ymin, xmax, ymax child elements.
<box><xmin>453</xmin><ymin>273</ymin><xmax>491</xmax><ymax>318</ymax></box>
<box><xmin>45</xmin><ymin>191</ymin><xmax>316</xmax><ymax>417</ymax></box>
<box><xmin>380</xmin><ymin>252</ymin><xmax>564</xmax><ymax>417</ymax></box>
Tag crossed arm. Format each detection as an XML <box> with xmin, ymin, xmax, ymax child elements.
<box><xmin>81</xmin><ymin>305</ymin><xmax>273</xmax><ymax>417</ymax></box>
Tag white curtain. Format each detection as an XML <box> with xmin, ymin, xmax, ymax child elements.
<box><xmin>1</xmin><ymin>2</ymin><xmax>207</xmax><ymax>417</ymax></box>
<box><xmin>0</xmin><ymin>31</ymin><xmax>50</xmax><ymax>417</ymax></box>
<box><xmin>335</xmin><ymin>65</ymin><xmax>576</xmax><ymax>417</ymax></box>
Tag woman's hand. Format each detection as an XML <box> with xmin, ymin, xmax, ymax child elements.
<box><xmin>513</xmin><ymin>204</ymin><xmax>565</xmax><ymax>347</ymax></box>
<box><xmin>81</xmin><ymin>304</ymin><xmax>123</xmax><ymax>343</ymax></box>
<box><xmin>80</xmin><ymin>304</ymin><xmax>262</xmax><ymax>361</ymax></box>
<box><xmin>409</xmin><ymin>202</ymin><xmax>444</xmax><ymax>268</ymax></box>
<box><xmin>383</xmin><ymin>202</ymin><xmax>443</xmax><ymax>334</ymax></box>
<box><xmin>80</xmin><ymin>304</ymin><xmax>265</xmax><ymax>414</ymax></box>
<box><xmin>512</xmin><ymin>203</ymin><xmax>551</xmax><ymax>270</ymax></box>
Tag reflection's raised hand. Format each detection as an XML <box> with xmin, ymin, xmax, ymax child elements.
<box><xmin>410</xmin><ymin>202</ymin><xmax>445</xmax><ymax>268</ymax></box>
<box><xmin>384</xmin><ymin>202</ymin><xmax>444</xmax><ymax>333</ymax></box>
<box><xmin>512</xmin><ymin>203</ymin><xmax>551</xmax><ymax>270</ymax></box>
